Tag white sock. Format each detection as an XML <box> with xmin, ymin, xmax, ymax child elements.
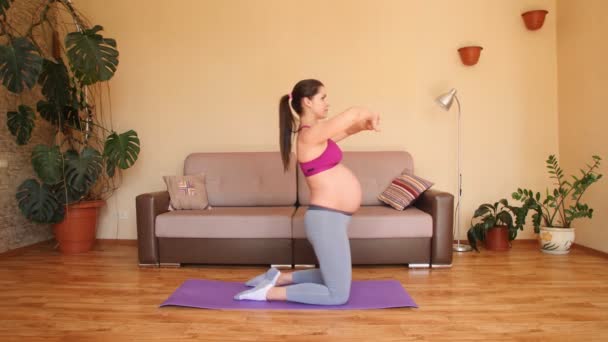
<box><xmin>245</xmin><ymin>267</ymin><xmax>281</xmax><ymax>287</ymax></box>
<box><xmin>234</xmin><ymin>272</ymin><xmax>280</xmax><ymax>301</ymax></box>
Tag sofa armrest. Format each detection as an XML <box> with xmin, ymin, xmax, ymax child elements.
<box><xmin>135</xmin><ymin>191</ymin><xmax>170</xmax><ymax>266</ymax></box>
<box><xmin>414</xmin><ymin>189</ymin><xmax>454</xmax><ymax>266</ymax></box>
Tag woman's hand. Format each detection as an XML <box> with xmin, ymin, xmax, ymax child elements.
<box><xmin>344</xmin><ymin>109</ymin><xmax>381</xmax><ymax>136</ymax></box>
<box><xmin>365</xmin><ymin>112</ymin><xmax>381</xmax><ymax>132</ymax></box>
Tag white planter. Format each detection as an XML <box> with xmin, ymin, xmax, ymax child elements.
<box><xmin>538</xmin><ymin>227</ymin><xmax>575</xmax><ymax>254</ymax></box>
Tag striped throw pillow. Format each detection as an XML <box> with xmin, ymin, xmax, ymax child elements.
<box><xmin>378</xmin><ymin>173</ymin><xmax>434</xmax><ymax>210</ymax></box>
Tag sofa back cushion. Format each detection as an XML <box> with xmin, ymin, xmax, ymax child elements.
<box><xmin>297</xmin><ymin>151</ymin><xmax>414</xmax><ymax>206</ymax></box>
<box><xmin>184</xmin><ymin>152</ymin><xmax>296</xmax><ymax>206</ymax></box>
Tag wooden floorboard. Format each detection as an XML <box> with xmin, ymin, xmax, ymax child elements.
<box><xmin>0</xmin><ymin>240</ymin><xmax>607</xmax><ymax>341</ymax></box>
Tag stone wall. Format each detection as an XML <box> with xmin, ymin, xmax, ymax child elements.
<box><xmin>0</xmin><ymin>93</ymin><xmax>56</xmax><ymax>254</ymax></box>
<box><xmin>0</xmin><ymin>1</ymin><xmax>56</xmax><ymax>253</ymax></box>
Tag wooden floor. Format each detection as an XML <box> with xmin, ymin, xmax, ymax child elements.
<box><xmin>1</xmin><ymin>240</ymin><xmax>607</xmax><ymax>341</ymax></box>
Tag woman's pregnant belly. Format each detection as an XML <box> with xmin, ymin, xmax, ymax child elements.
<box><xmin>306</xmin><ymin>164</ymin><xmax>362</xmax><ymax>213</ymax></box>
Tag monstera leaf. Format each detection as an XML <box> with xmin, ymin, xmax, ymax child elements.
<box><xmin>64</xmin><ymin>147</ymin><xmax>102</xmax><ymax>194</ymax></box>
<box><xmin>0</xmin><ymin>37</ymin><xmax>43</xmax><ymax>93</ymax></box>
<box><xmin>36</xmin><ymin>100</ymin><xmax>61</xmax><ymax>125</ymax></box>
<box><xmin>32</xmin><ymin>144</ymin><xmax>64</xmax><ymax>185</ymax></box>
<box><xmin>104</xmin><ymin>130</ymin><xmax>140</xmax><ymax>176</ymax></box>
<box><xmin>37</xmin><ymin>100</ymin><xmax>82</xmax><ymax>130</ymax></box>
<box><xmin>65</xmin><ymin>25</ymin><xmax>118</xmax><ymax>85</ymax></box>
<box><xmin>16</xmin><ymin>179</ymin><xmax>62</xmax><ymax>224</ymax></box>
<box><xmin>51</xmin><ymin>181</ymin><xmax>85</xmax><ymax>206</ymax></box>
<box><xmin>62</xmin><ymin>105</ymin><xmax>83</xmax><ymax>130</ymax></box>
<box><xmin>105</xmin><ymin>155</ymin><xmax>117</xmax><ymax>177</ymax></box>
<box><xmin>38</xmin><ymin>59</ymin><xmax>71</xmax><ymax>108</ymax></box>
<box><xmin>0</xmin><ymin>0</ymin><xmax>13</xmax><ymax>16</ymax></box>
<box><xmin>7</xmin><ymin>105</ymin><xmax>35</xmax><ymax>145</ymax></box>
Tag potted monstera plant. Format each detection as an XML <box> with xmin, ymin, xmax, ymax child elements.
<box><xmin>467</xmin><ymin>199</ymin><xmax>526</xmax><ymax>252</ymax></box>
<box><xmin>1</xmin><ymin>0</ymin><xmax>140</xmax><ymax>253</ymax></box>
<box><xmin>512</xmin><ymin>155</ymin><xmax>602</xmax><ymax>254</ymax></box>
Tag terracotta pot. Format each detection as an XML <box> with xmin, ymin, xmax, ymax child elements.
<box><xmin>52</xmin><ymin>200</ymin><xmax>105</xmax><ymax>254</ymax></box>
<box><xmin>522</xmin><ymin>10</ymin><xmax>548</xmax><ymax>31</ymax></box>
<box><xmin>457</xmin><ymin>46</ymin><xmax>483</xmax><ymax>66</ymax></box>
<box><xmin>485</xmin><ymin>225</ymin><xmax>510</xmax><ymax>251</ymax></box>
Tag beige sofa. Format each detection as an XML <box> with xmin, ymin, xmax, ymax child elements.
<box><xmin>136</xmin><ymin>151</ymin><xmax>454</xmax><ymax>268</ymax></box>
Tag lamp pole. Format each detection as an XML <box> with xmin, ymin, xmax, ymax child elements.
<box><xmin>435</xmin><ymin>88</ymin><xmax>472</xmax><ymax>252</ymax></box>
<box><xmin>453</xmin><ymin>95</ymin><xmax>471</xmax><ymax>252</ymax></box>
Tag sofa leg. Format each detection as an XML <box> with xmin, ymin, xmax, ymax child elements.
<box><xmin>270</xmin><ymin>264</ymin><xmax>293</xmax><ymax>269</ymax></box>
<box><xmin>159</xmin><ymin>263</ymin><xmax>181</xmax><ymax>268</ymax></box>
<box><xmin>293</xmin><ymin>264</ymin><xmax>316</xmax><ymax>269</ymax></box>
<box><xmin>408</xmin><ymin>263</ymin><xmax>430</xmax><ymax>268</ymax></box>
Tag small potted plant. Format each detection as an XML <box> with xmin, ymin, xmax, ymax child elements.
<box><xmin>512</xmin><ymin>155</ymin><xmax>602</xmax><ymax>254</ymax></box>
<box><xmin>467</xmin><ymin>199</ymin><xmax>526</xmax><ymax>252</ymax></box>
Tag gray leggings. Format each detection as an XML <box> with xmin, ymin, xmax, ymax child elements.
<box><xmin>285</xmin><ymin>205</ymin><xmax>353</xmax><ymax>305</ymax></box>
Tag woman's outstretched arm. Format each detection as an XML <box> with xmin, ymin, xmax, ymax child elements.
<box><xmin>331</xmin><ymin>112</ymin><xmax>381</xmax><ymax>142</ymax></box>
<box><xmin>300</xmin><ymin>107</ymin><xmax>378</xmax><ymax>145</ymax></box>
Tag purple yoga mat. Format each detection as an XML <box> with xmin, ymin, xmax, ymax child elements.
<box><xmin>160</xmin><ymin>279</ymin><xmax>417</xmax><ymax>310</ymax></box>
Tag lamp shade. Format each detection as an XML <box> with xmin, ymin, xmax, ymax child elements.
<box><xmin>436</xmin><ymin>88</ymin><xmax>457</xmax><ymax>110</ymax></box>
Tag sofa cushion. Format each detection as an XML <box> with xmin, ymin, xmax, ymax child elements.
<box><xmin>183</xmin><ymin>152</ymin><xmax>296</xmax><ymax>206</ymax></box>
<box><xmin>292</xmin><ymin>205</ymin><xmax>432</xmax><ymax>239</ymax></box>
<box><xmin>163</xmin><ymin>173</ymin><xmax>209</xmax><ymax>210</ymax></box>
<box><xmin>156</xmin><ymin>207</ymin><xmax>296</xmax><ymax>238</ymax></box>
<box><xmin>378</xmin><ymin>173</ymin><xmax>434</xmax><ymax>210</ymax></box>
<box><xmin>297</xmin><ymin>151</ymin><xmax>414</xmax><ymax>206</ymax></box>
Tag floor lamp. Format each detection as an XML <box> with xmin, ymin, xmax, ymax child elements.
<box><xmin>435</xmin><ymin>88</ymin><xmax>472</xmax><ymax>252</ymax></box>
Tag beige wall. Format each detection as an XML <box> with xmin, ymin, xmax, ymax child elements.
<box><xmin>557</xmin><ymin>0</ymin><xmax>608</xmax><ymax>253</ymax></box>
<box><xmin>74</xmin><ymin>0</ymin><xmax>560</xmax><ymax>242</ymax></box>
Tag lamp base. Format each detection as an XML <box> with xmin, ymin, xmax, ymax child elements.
<box><xmin>453</xmin><ymin>243</ymin><xmax>473</xmax><ymax>252</ymax></box>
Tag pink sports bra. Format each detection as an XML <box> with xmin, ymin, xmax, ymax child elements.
<box><xmin>297</xmin><ymin>125</ymin><xmax>343</xmax><ymax>177</ymax></box>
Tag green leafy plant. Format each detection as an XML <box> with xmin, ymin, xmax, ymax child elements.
<box><xmin>512</xmin><ymin>155</ymin><xmax>602</xmax><ymax>233</ymax></box>
<box><xmin>1</xmin><ymin>0</ymin><xmax>140</xmax><ymax>224</ymax></box>
<box><xmin>466</xmin><ymin>199</ymin><xmax>526</xmax><ymax>252</ymax></box>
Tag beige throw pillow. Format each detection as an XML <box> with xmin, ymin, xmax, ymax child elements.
<box><xmin>163</xmin><ymin>173</ymin><xmax>209</xmax><ymax>210</ymax></box>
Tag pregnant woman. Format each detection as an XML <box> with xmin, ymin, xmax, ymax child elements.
<box><xmin>234</xmin><ymin>79</ymin><xmax>380</xmax><ymax>305</ymax></box>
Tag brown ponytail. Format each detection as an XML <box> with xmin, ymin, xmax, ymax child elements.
<box><xmin>278</xmin><ymin>79</ymin><xmax>324</xmax><ymax>171</ymax></box>
<box><xmin>279</xmin><ymin>94</ymin><xmax>294</xmax><ymax>171</ymax></box>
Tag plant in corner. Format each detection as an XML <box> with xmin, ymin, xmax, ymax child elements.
<box><xmin>512</xmin><ymin>155</ymin><xmax>602</xmax><ymax>254</ymax></box>
<box><xmin>467</xmin><ymin>199</ymin><xmax>526</xmax><ymax>252</ymax></box>
<box><xmin>1</xmin><ymin>0</ymin><xmax>140</xmax><ymax>253</ymax></box>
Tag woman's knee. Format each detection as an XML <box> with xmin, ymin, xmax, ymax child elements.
<box><xmin>329</xmin><ymin>287</ymin><xmax>351</xmax><ymax>305</ymax></box>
